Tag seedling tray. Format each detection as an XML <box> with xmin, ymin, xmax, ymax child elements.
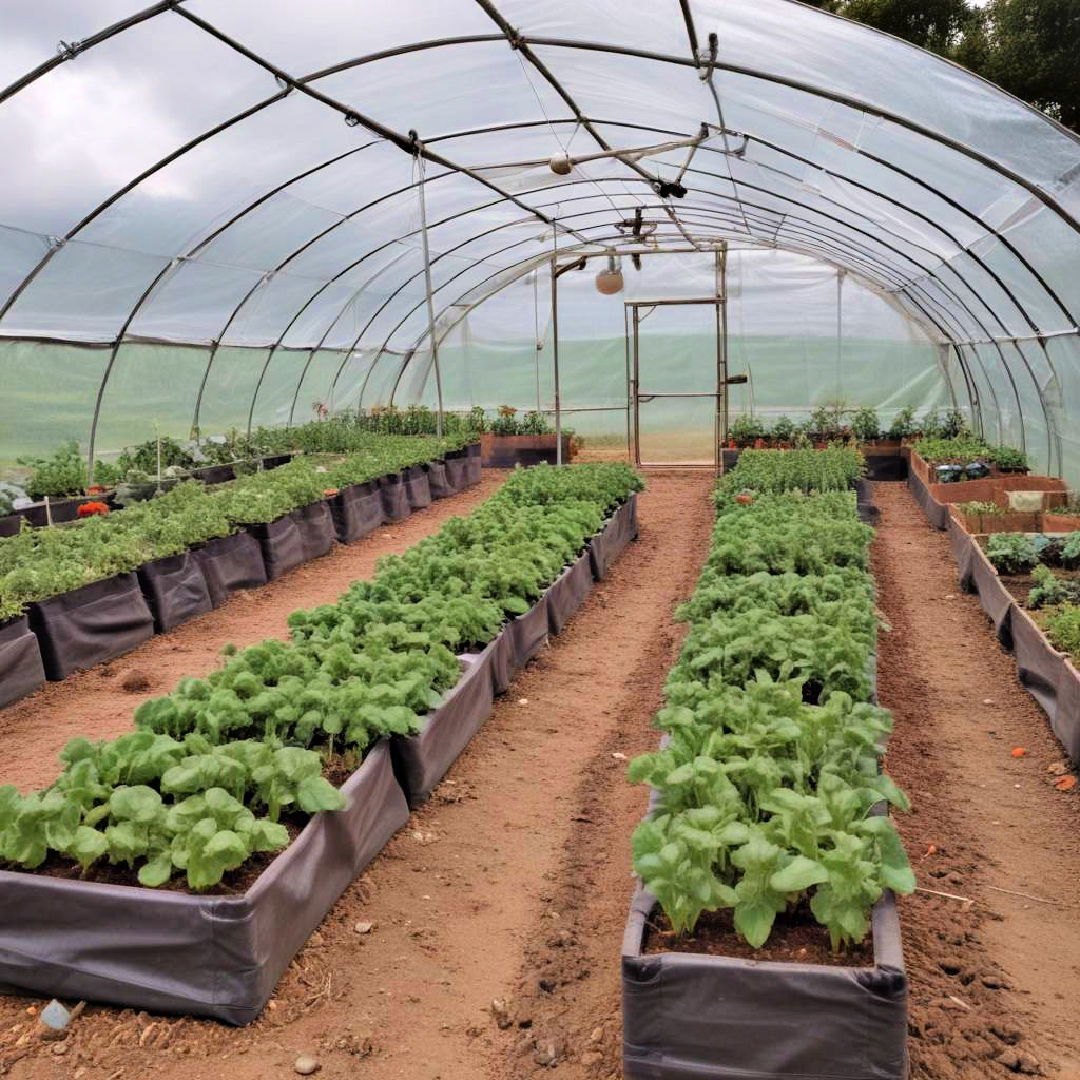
<box><xmin>28</xmin><ymin>573</ymin><xmax>155</xmax><ymax>681</ymax></box>
<box><xmin>194</xmin><ymin>531</ymin><xmax>268</xmax><ymax>608</ymax></box>
<box><xmin>0</xmin><ymin>740</ymin><xmax>408</xmax><ymax>1025</ymax></box>
<box><xmin>137</xmin><ymin>552</ymin><xmax>214</xmax><ymax>634</ymax></box>
<box><xmin>0</xmin><ymin>616</ymin><xmax>45</xmax><ymax>709</ymax></box>
<box><xmin>622</xmin><ymin>886</ymin><xmax>908</xmax><ymax>1080</ymax></box>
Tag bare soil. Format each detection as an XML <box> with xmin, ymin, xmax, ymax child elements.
<box><xmin>0</xmin><ymin>470</ymin><xmax>716</xmax><ymax>1080</ymax></box>
<box><xmin>873</xmin><ymin>481</ymin><xmax>1080</xmax><ymax>1080</ymax></box>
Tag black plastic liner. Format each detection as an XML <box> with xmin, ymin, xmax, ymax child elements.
<box><xmin>391</xmin><ymin>645</ymin><xmax>497</xmax><ymax>807</ymax></box>
<box><xmin>546</xmin><ymin>552</ymin><xmax>594</xmax><ymax>635</ymax></box>
<box><xmin>194</xmin><ymin>532</ymin><xmax>268</xmax><ymax>608</ymax></box>
<box><xmin>426</xmin><ymin>460</ymin><xmax>456</xmax><ymax>499</ymax></box>
<box><xmin>293</xmin><ymin>501</ymin><xmax>336</xmax><ymax>563</ymax></box>
<box><xmin>0</xmin><ymin>514</ymin><xmax>20</xmax><ymax>538</ymax></box>
<box><xmin>189</xmin><ymin>463</ymin><xmax>236</xmax><ymax>485</ymax></box>
<box><xmin>330</xmin><ymin>481</ymin><xmax>384</xmax><ymax>544</ymax></box>
<box><xmin>28</xmin><ymin>573</ymin><xmax>155</xmax><ymax>681</ymax></box>
<box><xmin>464</xmin><ymin>441</ymin><xmax>483</xmax><ymax>487</ymax></box>
<box><xmin>248</xmin><ymin>516</ymin><xmax>306</xmax><ymax>581</ymax></box>
<box><xmin>0</xmin><ymin>739</ymin><xmax>408</xmax><ymax>1025</ymax></box>
<box><xmin>379</xmin><ymin>472</ymin><xmax>410</xmax><ymax>522</ymax></box>
<box><xmin>0</xmin><ymin>616</ymin><xmax>45</xmax><ymax>709</ymax></box>
<box><xmin>403</xmin><ymin>465</ymin><xmax>432</xmax><ymax>511</ymax></box>
<box><xmin>589</xmin><ymin>495</ymin><xmax>640</xmax><ymax>580</ymax></box>
<box><xmin>443</xmin><ymin>448</ymin><xmax>469</xmax><ymax>490</ymax></box>
<box><xmin>622</xmin><ymin>887</ymin><xmax>908</xmax><ymax>1080</ymax></box>
<box><xmin>908</xmin><ymin>471</ymin><xmax>950</xmax><ymax>530</ymax></box>
<box><xmin>137</xmin><ymin>553</ymin><xmax>214</xmax><ymax>634</ymax></box>
<box><xmin>945</xmin><ymin>521</ymin><xmax>1080</xmax><ymax>764</ymax></box>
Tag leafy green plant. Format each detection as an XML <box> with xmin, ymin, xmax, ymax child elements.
<box><xmin>887</xmin><ymin>406</ymin><xmax>917</xmax><ymax>440</ymax></box>
<box><xmin>716</xmin><ymin>447</ymin><xmax>865</xmax><ymax>498</ymax></box>
<box><xmin>806</xmin><ymin>402</ymin><xmax>850</xmax><ymax>441</ymax></box>
<box><xmin>769</xmin><ymin>416</ymin><xmax>796</xmax><ymax>443</ymax></box>
<box><xmin>941</xmin><ymin>409</ymin><xmax>969</xmax><ymax>439</ymax></box>
<box><xmin>730</xmin><ymin>415</ymin><xmax>766</xmax><ymax>448</ymax></box>
<box><xmin>1027</xmin><ymin>565</ymin><xmax>1080</xmax><ymax>610</ymax></box>
<box><xmin>919</xmin><ymin>408</ymin><xmax>944</xmax><ymax>438</ymax></box>
<box><xmin>1041</xmin><ymin>604</ymin><xmax>1080</xmax><ymax>662</ymax></box>
<box><xmin>850</xmin><ymin>407</ymin><xmax>881</xmax><ymax>441</ymax></box>
<box><xmin>955</xmin><ymin>500</ymin><xmax>1003</xmax><ymax>516</ymax></box>
<box><xmin>3</xmin><ymin>462</ymin><xmax>643</xmax><ymax>889</ymax></box>
<box><xmin>985</xmin><ymin>533</ymin><xmax>1039</xmax><ymax>575</ymax></box>
<box><xmin>629</xmin><ymin>450</ymin><xmax>912</xmax><ymax>950</ymax></box>
<box><xmin>115</xmin><ymin>437</ymin><xmax>197</xmax><ymax>478</ymax></box>
<box><xmin>18</xmin><ymin>441</ymin><xmax>88</xmax><ymax>499</ymax></box>
<box><xmin>988</xmin><ymin>445</ymin><xmax>1028</xmax><ymax>471</ymax></box>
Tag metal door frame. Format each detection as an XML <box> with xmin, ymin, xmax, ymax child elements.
<box><xmin>627</xmin><ymin>246</ymin><xmax>729</xmax><ymax>468</ymax></box>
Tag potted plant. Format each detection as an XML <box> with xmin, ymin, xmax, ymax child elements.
<box><xmin>769</xmin><ymin>415</ymin><xmax>796</xmax><ymax>447</ymax></box>
<box><xmin>15</xmin><ymin>441</ymin><xmax>109</xmax><ymax>525</ymax></box>
<box><xmin>479</xmin><ymin>405</ymin><xmax>573</xmax><ymax>467</ymax></box>
<box><xmin>729</xmin><ymin>414</ymin><xmax>766</xmax><ymax>449</ymax></box>
<box><xmin>887</xmin><ymin>405</ymin><xmax>917</xmax><ymax>442</ymax></box>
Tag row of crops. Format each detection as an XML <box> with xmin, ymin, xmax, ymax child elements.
<box><xmin>0</xmin><ymin>437</ymin><xmax>467</xmax><ymax>622</ymax></box>
<box><xmin>623</xmin><ymin>448</ymin><xmax>913</xmax><ymax>1080</ymax></box>
<box><xmin>0</xmin><ymin>462</ymin><xmax>642</xmax><ymax>1022</ymax></box>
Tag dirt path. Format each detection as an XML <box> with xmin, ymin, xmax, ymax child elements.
<box><xmin>0</xmin><ymin>472</ymin><xmax>506</xmax><ymax>793</ymax></box>
<box><xmin>873</xmin><ymin>481</ymin><xmax>1080</xmax><ymax>1080</ymax></box>
<box><xmin>0</xmin><ymin>471</ymin><xmax>715</xmax><ymax>1080</ymax></box>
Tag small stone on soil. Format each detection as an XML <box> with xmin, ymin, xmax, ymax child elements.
<box><xmin>534</xmin><ymin>1042</ymin><xmax>559</xmax><ymax>1067</ymax></box>
<box><xmin>538</xmin><ymin>978</ymin><xmax>557</xmax><ymax>993</ymax></box>
<box><xmin>293</xmin><ymin>1054</ymin><xmax>320</xmax><ymax>1075</ymax></box>
<box><xmin>353</xmin><ymin>921</ymin><xmax>374</xmax><ymax>934</ymax></box>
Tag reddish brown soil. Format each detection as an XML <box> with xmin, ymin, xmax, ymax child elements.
<box><xmin>0</xmin><ymin>473</ymin><xmax>506</xmax><ymax>794</ymax></box>
<box><xmin>643</xmin><ymin>905</ymin><xmax>873</xmax><ymax>967</ymax></box>
<box><xmin>0</xmin><ymin>471</ymin><xmax>716</xmax><ymax>1080</ymax></box>
<box><xmin>873</xmin><ymin>481</ymin><xmax>1080</xmax><ymax>1080</ymax></box>
<box><xmin>4</xmin><ymin>475</ymin><xmax>1079</xmax><ymax>1080</ymax></box>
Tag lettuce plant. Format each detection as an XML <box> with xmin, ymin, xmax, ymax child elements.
<box><xmin>630</xmin><ymin>451</ymin><xmax>912</xmax><ymax>950</ymax></box>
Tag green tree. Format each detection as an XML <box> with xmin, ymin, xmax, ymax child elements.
<box><xmin>979</xmin><ymin>0</ymin><xmax>1080</xmax><ymax>131</ymax></box>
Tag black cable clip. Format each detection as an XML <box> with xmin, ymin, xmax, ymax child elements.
<box><xmin>56</xmin><ymin>39</ymin><xmax>82</xmax><ymax>61</ymax></box>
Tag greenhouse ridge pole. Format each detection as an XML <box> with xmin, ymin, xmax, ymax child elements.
<box><xmin>414</xmin><ymin>141</ymin><xmax>444</xmax><ymax>440</ymax></box>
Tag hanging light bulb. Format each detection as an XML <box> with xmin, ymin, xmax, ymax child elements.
<box><xmin>595</xmin><ymin>255</ymin><xmax>624</xmax><ymax>295</ymax></box>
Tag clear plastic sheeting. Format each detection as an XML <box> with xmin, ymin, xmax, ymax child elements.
<box><xmin>0</xmin><ymin>0</ymin><xmax>1077</xmax><ymax>477</ymax></box>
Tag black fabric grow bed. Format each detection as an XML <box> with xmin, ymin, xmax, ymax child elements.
<box><xmin>194</xmin><ymin>531</ymin><xmax>268</xmax><ymax>608</ymax></box>
<box><xmin>0</xmin><ymin>616</ymin><xmax>46</xmax><ymax>709</ymax></box>
<box><xmin>0</xmin><ymin>740</ymin><xmax>408</xmax><ymax>1025</ymax></box>
<box><xmin>137</xmin><ymin>552</ymin><xmax>214</xmax><ymax>633</ymax></box>
<box><xmin>27</xmin><ymin>573</ymin><xmax>156</xmax><ymax>681</ymax></box>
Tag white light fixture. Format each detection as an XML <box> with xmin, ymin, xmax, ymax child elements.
<box><xmin>595</xmin><ymin>255</ymin><xmax>624</xmax><ymax>295</ymax></box>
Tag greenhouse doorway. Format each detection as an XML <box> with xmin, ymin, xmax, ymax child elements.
<box><xmin>629</xmin><ymin>297</ymin><xmax>730</xmax><ymax>468</ymax></box>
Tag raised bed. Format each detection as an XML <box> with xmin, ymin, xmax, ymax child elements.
<box><xmin>193</xmin><ymin>531</ymin><xmax>268</xmax><ymax>608</ymax></box>
<box><xmin>0</xmin><ymin>616</ymin><xmax>46</xmax><ymax>709</ymax></box>
<box><xmin>622</xmin><ymin>887</ymin><xmax>908</xmax><ymax>1080</ymax></box>
<box><xmin>15</xmin><ymin>495</ymin><xmax>108</xmax><ymax>527</ymax></box>
<box><xmin>480</xmin><ymin>433</ymin><xmax>572</xmax><ymax>468</ymax></box>
<box><xmin>0</xmin><ymin>740</ymin><xmax>408</xmax><ymax>1025</ymax></box>
<box><xmin>136</xmin><ymin>551</ymin><xmax>214</xmax><ymax>634</ymax></box>
<box><xmin>27</xmin><ymin>573</ymin><xmax>155</xmax><ymax>681</ymax></box>
<box><xmin>329</xmin><ymin>480</ymin><xmax>384</xmax><ymax>543</ymax></box>
<box><xmin>426</xmin><ymin>459</ymin><xmax>455</xmax><ymax>500</ymax></box>
<box><xmin>189</xmin><ymin>463</ymin><xmax>236</xmax><ymax>485</ymax></box>
<box><xmin>589</xmin><ymin>493</ymin><xmax>640</xmax><ymax>580</ymax></box>
<box><xmin>402</xmin><ymin>464</ymin><xmax>432</xmax><ymax>511</ymax></box>
<box><xmin>390</xmin><ymin>512</ymin><xmax>622</xmax><ymax>804</ymax></box>
<box><xmin>944</xmin><ymin>520</ymin><xmax>1080</xmax><ymax>764</ymax></box>
<box><xmin>247</xmin><ymin>501</ymin><xmax>334</xmax><ymax>581</ymax></box>
<box><xmin>379</xmin><ymin>471</ymin><xmax>410</xmax><ymax>522</ymax></box>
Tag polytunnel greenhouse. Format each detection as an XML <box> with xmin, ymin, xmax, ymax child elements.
<box><xmin>1</xmin><ymin>2</ymin><xmax>1079</xmax><ymax>1079</ymax></box>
